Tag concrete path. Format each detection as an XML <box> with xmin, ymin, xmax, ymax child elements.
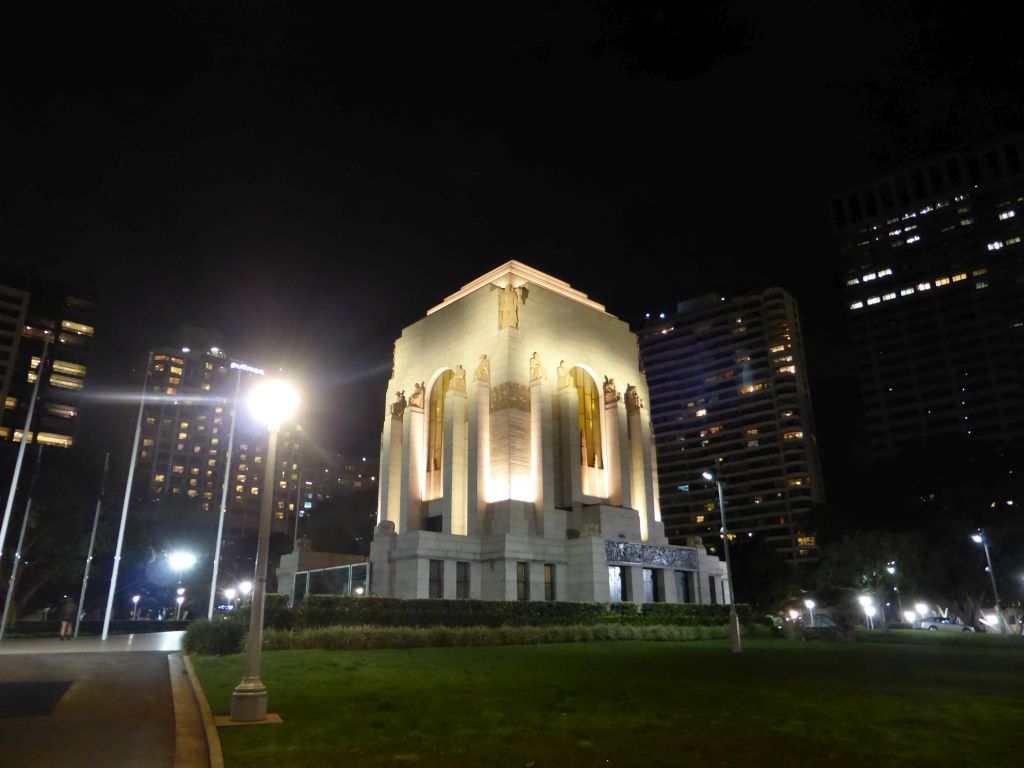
<box><xmin>0</xmin><ymin>632</ymin><xmax>206</xmax><ymax>768</ymax></box>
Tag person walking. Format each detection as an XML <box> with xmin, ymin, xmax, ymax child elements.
<box><xmin>59</xmin><ymin>596</ymin><xmax>77</xmax><ymax>640</ymax></box>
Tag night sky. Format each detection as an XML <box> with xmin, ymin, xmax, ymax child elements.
<box><xmin>4</xmin><ymin>1</ymin><xmax>1022</xmax><ymax>468</ymax></box>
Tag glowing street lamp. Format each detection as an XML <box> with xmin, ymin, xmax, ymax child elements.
<box><xmin>804</xmin><ymin>598</ymin><xmax>816</xmax><ymax>627</ymax></box>
<box><xmin>168</xmin><ymin>551</ymin><xmax>197</xmax><ymax>572</ymax></box>
<box><xmin>857</xmin><ymin>594</ymin><xmax>875</xmax><ymax>629</ymax></box>
<box><xmin>701</xmin><ymin>469</ymin><xmax>741</xmax><ymax>653</ymax></box>
<box><xmin>131</xmin><ymin>595</ymin><xmax>141</xmax><ymax>620</ymax></box>
<box><xmin>231</xmin><ymin>380</ymin><xmax>299</xmax><ymax>722</ymax></box>
<box><xmin>970</xmin><ymin>529</ymin><xmax>1007</xmax><ymax>635</ymax></box>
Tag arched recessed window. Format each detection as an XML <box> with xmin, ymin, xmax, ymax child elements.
<box><xmin>426</xmin><ymin>370</ymin><xmax>454</xmax><ymax>498</ymax></box>
<box><xmin>570</xmin><ymin>367</ymin><xmax>603</xmax><ymax>469</ymax></box>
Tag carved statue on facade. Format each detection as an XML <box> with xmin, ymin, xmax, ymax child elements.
<box><xmin>473</xmin><ymin>354</ymin><xmax>490</xmax><ymax>382</ymax></box>
<box><xmin>625</xmin><ymin>383</ymin><xmax>642</xmax><ymax>411</ymax></box>
<box><xmin>390</xmin><ymin>390</ymin><xmax>407</xmax><ymax>417</ymax></box>
<box><xmin>498</xmin><ymin>283</ymin><xmax>522</xmax><ymax>329</ymax></box>
<box><xmin>409</xmin><ymin>381</ymin><xmax>425</xmax><ymax>409</ymax></box>
<box><xmin>556</xmin><ymin>360</ymin><xmax>572</xmax><ymax>389</ymax></box>
<box><xmin>529</xmin><ymin>352</ymin><xmax>546</xmax><ymax>382</ymax></box>
<box><xmin>452</xmin><ymin>364</ymin><xmax>467</xmax><ymax>392</ymax></box>
<box><xmin>603</xmin><ymin>375</ymin><xmax>619</xmax><ymax>404</ymax></box>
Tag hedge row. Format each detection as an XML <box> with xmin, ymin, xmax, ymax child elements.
<box><xmin>239</xmin><ymin>594</ymin><xmax>753</xmax><ymax>631</ymax></box>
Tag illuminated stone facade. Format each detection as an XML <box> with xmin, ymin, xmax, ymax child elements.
<box><xmin>369</xmin><ymin>262</ymin><xmax>728</xmax><ymax>604</ymax></box>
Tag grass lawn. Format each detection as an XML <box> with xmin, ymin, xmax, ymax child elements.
<box><xmin>193</xmin><ymin>636</ymin><xmax>1024</xmax><ymax>768</ymax></box>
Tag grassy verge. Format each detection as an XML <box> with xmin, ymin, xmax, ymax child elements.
<box><xmin>193</xmin><ymin>638</ymin><xmax>1024</xmax><ymax>768</ymax></box>
<box><xmin>856</xmin><ymin>627</ymin><xmax>1024</xmax><ymax>648</ymax></box>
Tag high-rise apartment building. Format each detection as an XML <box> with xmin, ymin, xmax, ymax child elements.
<box><xmin>132</xmin><ymin>342</ymin><xmax>302</xmax><ymax>556</ymax></box>
<box><xmin>0</xmin><ymin>268</ymin><xmax>95</xmax><ymax>454</ymax></box>
<box><xmin>638</xmin><ymin>289</ymin><xmax>824</xmax><ymax>559</ymax></box>
<box><xmin>831</xmin><ymin>136</ymin><xmax>1024</xmax><ymax>455</ymax></box>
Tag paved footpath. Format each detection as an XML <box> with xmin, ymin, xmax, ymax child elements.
<box><xmin>0</xmin><ymin>632</ymin><xmax>204</xmax><ymax>768</ymax></box>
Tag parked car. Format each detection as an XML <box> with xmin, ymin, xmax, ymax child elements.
<box><xmin>919</xmin><ymin>616</ymin><xmax>974</xmax><ymax>632</ymax></box>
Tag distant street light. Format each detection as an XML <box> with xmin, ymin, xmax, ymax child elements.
<box><xmin>857</xmin><ymin>594</ymin><xmax>875</xmax><ymax>629</ymax></box>
<box><xmin>168</xmin><ymin>551</ymin><xmax>197</xmax><ymax>572</ymax></box>
<box><xmin>914</xmin><ymin>602</ymin><xmax>929</xmax><ymax>617</ymax></box>
<box><xmin>804</xmin><ymin>599</ymin><xmax>816</xmax><ymax>627</ymax></box>
<box><xmin>238</xmin><ymin>581</ymin><xmax>253</xmax><ymax>604</ymax></box>
<box><xmin>970</xmin><ymin>529</ymin><xmax>1008</xmax><ymax>635</ymax></box>
<box><xmin>176</xmin><ymin>595</ymin><xmax>186</xmax><ymax>621</ymax></box>
<box><xmin>702</xmin><ymin>469</ymin><xmax>741</xmax><ymax>653</ymax></box>
<box><xmin>231</xmin><ymin>379</ymin><xmax>299</xmax><ymax>722</ymax></box>
<box><xmin>131</xmin><ymin>595</ymin><xmax>141</xmax><ymax>620</ymax></box>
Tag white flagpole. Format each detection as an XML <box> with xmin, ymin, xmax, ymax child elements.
<box><xmin>102</xmin><ymin>352</ymin><xmax>151</xmax><ymax>640</ymax></box>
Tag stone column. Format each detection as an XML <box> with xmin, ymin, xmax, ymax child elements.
<box><xmin>466</xmin><ymin>377</ymin><xmax>489</xmax><ymax>535</ymax></box>
<box><xmin>555</xmin><ymin>384</ymin><xmax>581</xmax><ymax>508</ymax></box>
<box><xmin>400</xmin><ymin>401</ymin><xmax>424</xmax><ymax>533</ymax></box>
<box><xmin>442</xmin><ymin>387</ymin><xmax>468</xmax><ymax>535</ymax></box>
<box><xmin>530</xmin><ymin>376</ymin><xmax>556</xmax><ymax>534</ymax></box>
<box><xmin>489</xmin><ymin>381</ymin><xmax>531</xmax><ymax>503</ymax></box>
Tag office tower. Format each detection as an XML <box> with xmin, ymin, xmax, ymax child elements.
<box><xmin>133</xmin><ymin>341</ymin><xmax>301</xmax><ymax>557</ymax></box>
<box><xmin>0</xmin><ymin>268</ymin><xmax>95</xmax><ymax>453</ymax></box>
<box><xmin>638</xmin><ymin>289</ymin><xmax>824</xmax><ymax>560</ymax></box>
<box><xmin>831</xmin><ymin>136</ymin><xmax>1024</xmax><ymax>455</ymax></box>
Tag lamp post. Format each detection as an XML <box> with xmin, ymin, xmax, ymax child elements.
<box><xmin>231</xmin><ymin>379</ymin><xmax>299</xmax><ymax>722</ymax></box>
<box><xmin>804</xmin><ymin>599</ymin><xmax>816</xmax><ymax>628</ymax></box>
<box><xmin>223</xmin><ymin>588</ymin><xmax>237</xmax><ymax>612</ymax></box>
<box><xmin>131</xmin><ymin>595</ymin><xmax>141</xmax><ymax>620</ymax></box>
<box><xmin>886</xmin><ymin>561</ymin><xmax>904</xmax><ymax>622</ymax></box>
<box><xmin>702</xmin><ymin>470</ymin><xmax>741</xmax><ymax>653</ymax></box>
<box><xmin>238</xmin><ymin>580</ymin><xmax>252</xmax><ymax>605</ymax></box>
<box><xmin>167</xmin><ymin>550</ymin><xmax>195</xmax><ymax>621</ymax></box>
<box><xmin>970</xmin><ymin>529</ymin><xmax>1008</xmax><ymax>635</ymax></box>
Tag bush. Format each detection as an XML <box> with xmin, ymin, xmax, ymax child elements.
<box><xmin>184</xmin><ymin>618</ymin><xmax>247</xmax><ymax>655</ymax></box>
<box><xmin>261</xmin><ymin>622</ymin><xmax>731</xmax><ymax>651</ymax></box>
<box><xmin>292</xmin><ymin>596</ymin><xmax>750</xmax><ymax>630</ymax></box>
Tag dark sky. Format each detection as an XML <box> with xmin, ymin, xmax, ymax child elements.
<box><xmin>3</xmin><ymin>1</ymin><xmax>1022</xmax><ymax>465</ymax></box>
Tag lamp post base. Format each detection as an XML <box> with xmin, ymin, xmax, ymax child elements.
<box><xmin>230</xmin><ymin>679</ymin><xmax>268</xmax><ymax>722</ymax></box>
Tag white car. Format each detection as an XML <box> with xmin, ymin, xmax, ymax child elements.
<box><xmin>919</xmin><ymin>616</ymin><xmax>975</xmax><ymax>632</ymax></box>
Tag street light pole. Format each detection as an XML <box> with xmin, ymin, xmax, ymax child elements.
<box><xmin>0</xmin><ymin>444</ymin><xmax>44</xmax><ymax>640</ymax></box>
<box><xmin>231</xmin><ymin>380</ymin><xmax>298</xmax><ymax>722</ymax></box>
<box><xmin>972</xmin><ymin>529</ymin><xmax>1007</xmax><ymax>635</ymax></box>
<box><xmin>703</xmin><ymin>471</ymin><xmax>741</xmax><ymax>653</ymax></box>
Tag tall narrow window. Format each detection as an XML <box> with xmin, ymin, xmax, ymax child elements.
<box><xmin>544</xmin><ymin>564</ymin><xmax>555</xmax><ymax>601</ymax></box>
<box><xmin>429</xmin><ymin>559</ymin><xmax>444</xmax><ymax>599</ymax></box>
<box><xmin>456</xmin><ymin>561</ymin><xmax>470</xmax><ymax>599</ymax></box>
<box><xmin>426</xmin><ymin>370</ymin><xmax>454</xmax><ymax>499</ymax></box>
<box><xmin>516</xmin><ymin>561</ymin><xmax>530</xmax><ymax>601</ymax></box>
<box><xmin>570</xmin><ymin>367</ymin><xmax>603</xmax><ymax>469</ymax></box>
<box><xmin>708</xmin><ymin>575</ymin><xmax>717</xmax><ymax>604</ymax></box>
<box><xmin>674</xmin><ymin>570</ymin><xmax>691</xmax><ymax>603</ymax></box>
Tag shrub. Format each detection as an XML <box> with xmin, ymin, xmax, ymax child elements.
<box><xmin>260</xmin><ymin>622</ymin><xmax>730</xmax><ymax>651</ymax></box>
<box><xmin>291</xmin><ymin>596</ymin><xmax>749</xmax><ymax>630</ymax></box>
<box><xmin>184</xmin><ymin>618</ymin><xmax>247</xmax><ymax>655</ymax></box>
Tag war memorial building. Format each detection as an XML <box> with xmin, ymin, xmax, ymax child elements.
<box><xmin>369</xmin><ymin>262</ymin><xmax>729</xmax><ymax>605</ymax></box>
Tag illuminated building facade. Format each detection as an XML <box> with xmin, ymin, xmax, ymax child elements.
<box><xmin>370</xmin><ymin>262</ymin><xmax>727</xmax><ymax>604</ymax></box>
<box><xmin>831</xmin><ymin>136</ymin><xmax>1024</xmax><ymax>455</ymax></box>
<box><xmin>638</xmin><ymin>289</ymin><xmax>824</xmax><ymax>560</ymax></box>
<box><xmin>0</xmin><ymin>270</ymin><xmax>94</xmax><ymax>453</ymax></box>
<box><xmin>132</xmin><ymin>341</ymin><xmax>301</xmax><ymax>553</ymax></box>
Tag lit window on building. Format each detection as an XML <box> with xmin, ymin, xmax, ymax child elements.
<box><xmin>934</xmin><ymin>277</ymin><xmax>950</xmax><ymax>286</ymax></box>
<box><xmin>987</xmin><ymin>241</ymin><xmax>1003</xmax><ymax>251</ymax></box>
<box><xmin>846</xmin><ymin>278</ymin><xmax>859</xmax><ymax>286</ymax></box>
<box><xmin>972</xmin><ymin>268</ymin><xmax>988</xmax><ymax>276</ymax></box>
<box><xmin>1008</xmin><ymin>237</ymin><xmax>1022</xmax><ymax>245</ymax></box>
<box><xmin>694</xmin><ymin>408</ymin><xmax>707</xmax><ymax>417</ymax></box>
<box><xmin>738</xmin><ymin>383</ymin><xmax>767</xmax><ymax>394</ymax></box>
<box><xmin>155</xmin><ymin>474</ymin><xmax>167</xmax><ymax>483</ymax></box>
<box><xmin>52</xmin><ymin>360</ymin><xmax>86</xmax><ymax>376</ymax></box>
<box><xmin>866</xmin><ymin>297</ymin><xmax>880</xmax><ymax>305</ymax></box>
<box><xmin>173</xmin><ymin>465</ymin><xmax>185</xmax><ymax>474</ymax></box>
<box><xmin>777</xmin><ymin>365</ymin><xmax>796</xmax><ymax>374</ymax></box>
<box><xmin>900</xmin><ymin>287</ymin><xmax>915</xmax><ymax>296</ymax></box>
<box><xmin>917</xmin><ymin>282</ymin><xmax>931</xmax><ymax>291</ymax></box>
<box><xmin>37</xmin><ymin>432</ymin><xmax>73</xmax><ymax>447</ymax></box>
<box><xmin>850</xmin><ymin>301</ymin><xmax>864</xmax><ymax>310</ymax></box>
<box><xmin>143</xmin><ymin>438</ymin><xmax>155</xmax><ymax>447</ymax></box>
<box><xmin>951</xmin><ymin>273</ymin><xmax>967</xmax><ymax>282</ymax></box>
<box><xmin>878</xmin><ymin>268</ymin><xmax>893</xmax><ymax>277</ymax></box>
<box><xmin>998</xmin><ymin>210</ymin><xmax>1015</xmax><ymax>220</ymax></box>
<box><xmin>60</xmin><ymin>319</ymin><xmax>94</xmax><ymax>336</ymax></box>
<box><xmin>783</xmin><ymin>430</ymin><xmax>804</xmax><ymax>440</ymax></box>
<box><xmin>250</xmin><ymin>487</ymin><xmax>259</xmax><ymax>495</ymax></box>
<box><xmin>882</xmin><ymin>292</ymin><xmax>896</xmax><ymax>301</ymax></box>
<box><xmin>862</xmin><ymin>272</ymin><xmax>877</xmax><ymax>281</ymax></box>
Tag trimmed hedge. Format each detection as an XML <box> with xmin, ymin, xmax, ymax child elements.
<box><xmin>186</xmin><ymin>596</ymin><xmax>757</xmax><ymax>654</ymax></box>
<box><xmin>261</xmin><ymin>623</ymin><xmax>731</xmax><ymax>651</ymax></box>
<box><xmin>183</xmin><ymin>619</ymin><xmax>248</xmax><ymax>655</ymax></box>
